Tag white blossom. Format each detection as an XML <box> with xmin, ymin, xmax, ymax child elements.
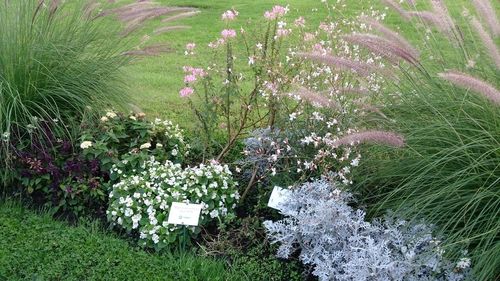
<box><xmin>80</xmin><ymin>141</ymin><xmax>93</xmax><ymax>149</ymax></box>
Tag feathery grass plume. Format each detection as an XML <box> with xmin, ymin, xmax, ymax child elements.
<box><xmin>161</xmin><ymin>10</ymin><xmax>201</xmax><ymax>23</ymax></box>
<box><xmin>123</xmin><ymin>44</ymin><xmax>172</xmax><ymax>56</ymax></box>
<box><xmin>83</xmin><ymin>1</ymin><xmax>101</xmax><ymax>18</ymax></box>
<box><xmin>118</xmin><ymin>7</ymin><xmax>195</xmax><ymax>22</ymax></box>
<box><xmin>326</xmin><ymin>86</ymin><xmax>370</xmax><ymax>97</ymax></box>
<box><xmin>121</xmin><ymin>8</ymin><xmax>196</xmax><ymax>36</ymax></box>
<box><xmin>342</xmin><ymin>33</ymin><xmax>419</xmax><ymax>65</ymax></box>
<box><xmin>408</xmin><ymin>11</ymin><xmax>455</xmax><ymax>36</ymax></box>
<box><xmin>97</xmin><ymin>1</ymin><xmax>154</xmax><ymax>17</ymax></box>
<box><xmin>364</xmin><ymin>105</ymin><xmax>390</xmax><ymax>120</ymax></box>
<box><xmin>360</xmin><ymin>16</ymin><xmax>420</xmax><ymax>58</ymax></box>
<box><xmin>405</xmin><ymin>0</ymin><xmax>416</xmax><ymax>6</ymax></box>
<box><xmin>331</xmin><ymin>130</ymin><xmax>405</xmax><ymax>148</ymax></box>
<box><xmin>430</xmin><ymin>0</ymin><xmax>462</xmax><ymax>43</ymax></box>
<box><xmin>381</xmin><ymin>0</ymin><xmax>410</xmax><ymax>20</ymax></box>
<box><xmin>352</xmin><ymin>99</ymin><xmax>390</xmax><ymax>119</ymax></box>
<box><xmin>291</xmin><ymin>86</ymin><xmax>340</xmax><ymax>109</ymax></box>
<box><xmin>472</xmin><ymin>0</ymin><xmax>500</xmax><ymax>37</ymax></box>
<box><xmin>154</xmin><ymin>25</ymin><xmax>191</xmax><ymax>35</ymax></box>
<box><xmin>298</xmin><ymin>53</ymin><xmax>381</xmax><ymax>77</ymax></box>
<box><xmin>438</xmin><ymin>71</ymin><xmax>500</xmax><ymax>105</ymax></box>
<box><xmin>97</xmin><ymin>1</ymin><xmax>156</xmax><ymax>18</ymax></box>
<box><xmin>470</xmin><ymin>17</ymin><xmax>500</xmax><ymax>69</ymax></box>
<box><xmin>49</xmin><ymin>0</ymin><xmax>59</xmax><ymax>15</ymax></box>
<box><xmin>431</xmin><ymin>0</ymin><xmax>457</xmax><ymax>30</ymax></box>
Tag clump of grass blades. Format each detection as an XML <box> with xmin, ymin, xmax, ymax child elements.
<box><xmin>354</xmin><ymin>1</ymin><xmax>500</xmax><ymax>280</ymax></box>
<box><xmin>0</xmin><ymin>0</ymin><xmax>129</xmax><ymax>184</ymax></box>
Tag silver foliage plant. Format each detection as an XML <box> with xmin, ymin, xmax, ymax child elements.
<box><xmin>263</xmin><ymin>180</ymin><xmax>471</xmax><ymax>281</ymax></box>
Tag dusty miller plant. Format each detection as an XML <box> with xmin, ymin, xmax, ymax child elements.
<box><xmin>263</xmin><ymin>180</ymin><xmax>471</xmax><ymax>281</ymax></box>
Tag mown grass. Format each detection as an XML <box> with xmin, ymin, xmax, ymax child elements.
<box><xmin>0</xmin><ymin>200</ymin><xmax>253</xmax><ymax>281</ymax></box>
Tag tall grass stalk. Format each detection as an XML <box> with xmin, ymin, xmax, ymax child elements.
<box><xmin>0</xmin><ymin>0</ymin><xmax>129</xmax><ymax>184</ymax></box>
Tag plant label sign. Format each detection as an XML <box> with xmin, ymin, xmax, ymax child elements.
<box><xmin>268</xmin><ymin>186</ymin><xmax>292</xmax><ymax>212</ymax></box>
<box><xmin>167</xmin><ymin>202</ymin><xmax>202</xmax><ymax>226</ymax></box>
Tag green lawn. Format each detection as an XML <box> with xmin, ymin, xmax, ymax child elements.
<box><xmin>0</xmin><ymin>201</ymin><xmax>250</xmax><ymax>281</ymax></box>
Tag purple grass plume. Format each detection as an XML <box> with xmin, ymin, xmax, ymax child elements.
<box><xmin>360</xmin><ymin>16</ymin><xmax>420</xmax><ymax>58</ymax></box>
<box><xmin>298</xmin><ymin>53</ymin><xmax>381</xmax><ymax>77</ymax></box>
<box><xmin>381</xmin><ymin>0</ymin><xmax>410</xmax><ymax>20</ymax></box>
<box><xmin>291</xmin><ymin>86</ymin><xmax>340</xmax><ymax>109</ymax></box>
<box><xmin>470</xmin><ymin>17</ymin><xmax>500</xmax><ymax>69</ymax></box>
<box><xmin>438</xmin><ymin>71</ymin><xmax>500</xmax><ymax>105</ymax></box>
<box><xmin>161</xmin><ymin>11</ymin><xmax>201</xmax><ymax>23</ymax></box>
<box><xmin>472</xmin><ymin>0</ymin><xmax>500</xmax><ymax>37</ymax></box>
<box><xmin>123</xmin><ymin>44</ymin><xmax>172</xmax><ymax>56</ymax></box>
<box><xmin>154</xmin><ymin>25</ymin><xmax>191</xmax><ymax>35</ymax></box>
<box><xmin>331</xmin><ymin>130</ymin><xmax>405</xmax><ymax>148</ymax></box>
<box><xmin>343</xmin><ymin>33</ymin><xmax>419</xmax><ymax>65</ymax></box>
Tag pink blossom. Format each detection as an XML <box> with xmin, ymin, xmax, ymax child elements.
<box><xmin>264</xmin><ymin>5</ymin><xmax>288</xmax><ymax>20</ymax></box>
<box><xmin>183</xmin><ymin>66</ymin><xmax>206</xmax><ymax>77</ymax></box>
<box><xmin>184</xmin><ymin>42</ymin><xmax>196</xmax><ymax>55</ymax></box>
<box><xmin>221</xmin><ymin>9</ymin><xmax>238</xmax><ymax>21</ymax></box>
<box><xmin>304</xmin><ymin>32</ymin><xmax>315</xmax><ymax>41</ymax></box>
<box><xmin>221</xmin><ymin>29</ymin><xmax>237</xmax><ymax>39</ymax></box>
<box><xmin>179</xmin><ymin>87</ymin><xmax>194</xmax><ymax>98</ymax></box>
<box><xmin>192</xmin><ymin>68</ymin><xmax>206</xmax><ymax>77</ymax></box>
<box><xmin>185</xmin><ymin>42</ymin><xmax>196</xmax><ymax>51</ymax></box>
<box><xmin>184</xmin><ymin>74</ymin><xmax>197</xmax><ymax>83</ymax></box>
<box><xmin>294</xmin><ymin>16</ymin><xmax>305</xmax><ymax>27</ymax></box>
<box><xmin>319</xmin><ymin>22</ymin><xmax>332</xmax><ymax>33</ymax></box>
<box><xmin>272</xmin><ymin>5</ymin><xmax>288</xmax><ymax>16</ymax></box>
<box><xmin>264</xmin><ymin>11</ymin><xmax>276</xmax><ymax>20</ymax></box>
<box><xmin>265</xmin><ymin>81</ymin><xmax>278</xmax><ymax>94</ymax></box>
<box><xmin>276</xmin><ymin>28</ymin><xmax>291</xmax><ymax>38</ymax></box>
<box><xmin>209</xmin><ymin>38</ymin><xmax>225</xmax><ymax>48</ymax></box>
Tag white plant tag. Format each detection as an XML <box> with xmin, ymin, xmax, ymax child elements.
<box><xmin>167</xmin><ymin>202</ymin><xmax>202</xmax><ymax>226</ymax></box>
<box><xmin>268</xmin><ymin>186</ymin><xmax>292</xmax><ymax>212</ymax></box>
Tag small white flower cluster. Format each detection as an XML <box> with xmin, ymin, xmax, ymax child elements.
<box><xmin>107</xmin><ymin>157</ymin><xmax>239</xmax><ymax>249</ymax></box>
<box><xmin>1</xmin><ymin>131</ymin><xmax>10</xmax><ymax>142</ymax></box>
<box><xmin>80</xmin><ymin>141</ymin><xmax>93</xmax><ymax>149</ymax></box>
<box><xmin>100</xmin><ymin>110</ymin><xmax>118</xmax><ymax>122</ymax></box>
<box><xmin>241</xmin><ymin>124</ymin><xmax>362</xmax><ymax>185</ymax></box>
<box><xmin>152</xmin><ymin>118</ymin><xmax>190</xmax><ymax>158</ymax></box>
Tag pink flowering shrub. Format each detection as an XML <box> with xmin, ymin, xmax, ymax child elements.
<box><xmin>178</xmin><ymin>3</ymin><xmax>394</xmax><ymax>197</ymax></box>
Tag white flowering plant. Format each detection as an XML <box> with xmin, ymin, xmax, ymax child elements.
<box><xmin>79</xmin><ymin>110</ymin><xmax>189</xmax><ymax>182</ymax></box>
<box><xmin>107</xmin><ymin>157</ymin><xmax>239</xmax><ymax>250</ymax></box>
